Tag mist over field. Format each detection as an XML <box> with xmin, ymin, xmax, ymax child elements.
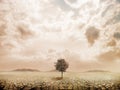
<box><xmin>0</xmin><ymin>0</ymin><xmax>120</xmax><ymax>72</ymax></box>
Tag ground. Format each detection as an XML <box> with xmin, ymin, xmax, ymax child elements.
<box><xmin>0</xmin><ymin>71</ymin><xmax>120</xmax><ymax>90</ymax></box>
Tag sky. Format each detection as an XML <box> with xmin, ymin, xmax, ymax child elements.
<box><xmin>0</xmin><ymin>0</ymin><xmax>120</xmax><ymax>72</ymax></box>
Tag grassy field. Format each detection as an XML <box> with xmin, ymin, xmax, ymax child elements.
<box><xmin>0</xmin><ymin>71</ymin><xmax>120</xmax><ymax>90</ymax></box>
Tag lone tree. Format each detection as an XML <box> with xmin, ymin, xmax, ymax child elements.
<box><xmin>55</xmin><ymin>59</ymin><xmax>69</xmax><ymax>78</ymax></box>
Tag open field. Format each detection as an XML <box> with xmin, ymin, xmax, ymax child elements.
<box><xmin>0</xmin><ymin>71</ymin><xmax>120</xmax><ymax>90</ymax></box>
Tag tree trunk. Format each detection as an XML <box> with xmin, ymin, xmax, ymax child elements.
<box><xmin>61</xmin><ymin>72</ymin><xmax>63</xmax><ymax>79</ymax></box>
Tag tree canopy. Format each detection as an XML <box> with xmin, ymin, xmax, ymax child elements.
<box><xmin>55</xmin><ymin>59</ymin><xmax>69</xmax><ymax>78</ymax></box>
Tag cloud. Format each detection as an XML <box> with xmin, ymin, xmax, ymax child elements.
<box><xmin>116</xmin><ymin>0</ymin><xmax>120</xmax><ymax>3</ymax></box>
<box><xmin>66</xmin><ymin>0</ymin><xmax>77</xmax><ymax>3</ymax></box>
<box><xmin>101</xmin><ymin>5</ymin><xmax>113</xmax><ymax>17</ymax></box>
<box><xmin>53</xmin><ymin>0</ymin><xmax>72</xmax><ymax>11</ymax></box>
<box><xmin>112</xmin><ymin>13</ymin><xmax>120</xmax><ymax>24</ymax></box>
<box><xmin>99</xmin><ymin>0</ymin><xmax>120</xmax><ymax>27</ymax></box>
<box><xmin>85</xmin><ymin>26</ymin><xmax>100</xmax><ymax>45</ymax></box>
<box><xmin>113</xmin><ymin>32</ymin><xmax>120</xmax><ymax>40</ymax></box>
<box><xmin>98</xmin><ymin>48</ymin><xmax>120</xmax><ymax>62</ymax></box>
<box><xmin>107</xmin><ymin>39</ymin><xmax>116</xmax><ymax>47</ymax></box>
<box><xmin>0</xmin><ymin>25</ymin><xmax>6</xmax><ymax>36</ymax></box>
<box><xmin>16</xmin><ymin>24</ymin><xmax>34</xmax><ymax>39</ymax></box>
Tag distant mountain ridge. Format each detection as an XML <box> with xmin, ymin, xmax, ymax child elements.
<box><xmin>86</xmin><ymin>70</ymin><xmax>110</xmax><ymax>73</ymax></box>
<box><xmin>13</xmin><ymin>68</ymin><xmax>40</xmax><ymax>72</ymax></box>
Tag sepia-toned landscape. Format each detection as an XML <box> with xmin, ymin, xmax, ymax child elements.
<box><xmin>0</xmin><ymin>0</ymin><xmax>120</xmax><ymax>90</ymax></box>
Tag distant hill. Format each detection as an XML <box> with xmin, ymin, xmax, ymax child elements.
<box><xmin>49</xmin><ymin>69</ymin><xmax>58</xmax><ymax>72</ymax></box>
<box><xmin>85</xmin><ymin>70</ymin><xmax>110</xmax><ymax>73</ymax></box>
<box><xmin>13</xmin><ymin>68</ymin><xmax>40</xmax><ymax>72</ymax></box>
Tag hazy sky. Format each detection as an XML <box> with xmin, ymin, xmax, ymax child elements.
<box><xmin>0</xmin><ymin>0</ymin><xmax>120</xmax><ymax>72</ymax></box>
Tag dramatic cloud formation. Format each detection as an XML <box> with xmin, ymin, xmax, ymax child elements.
<box><xmin>0</xmin><ymin>0</ymin><xmax>120</xmax><ymax>72</ymax></box>
<box><xmin>85</xmin><ymin>26</ymin><xmax>100</xmax><ymax>45</ymax></box>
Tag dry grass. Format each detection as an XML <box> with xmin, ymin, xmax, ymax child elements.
<box><xmin>0</xmin><ymin>71</ymin><xmax>120</xmax><ymax>90</ymax></box>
